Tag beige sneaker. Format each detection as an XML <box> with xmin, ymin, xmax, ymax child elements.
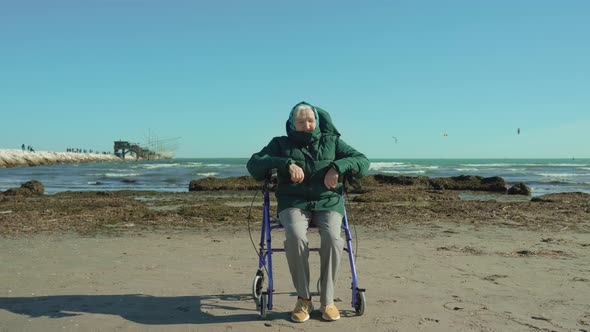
<box><xmin>320</xmin><ymin>303</ymin><xmax>340</xmax><ymax>321</ymax></box>
<box><xmin>291</xmin><ymin>298</ymin><xmax>313</xmax><ymax>323</ymax></box>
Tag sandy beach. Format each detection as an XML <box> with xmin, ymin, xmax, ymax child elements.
<box><xmin>1</xmin><ymin>224</ymin><xmax>589</xmax><ymax>332</ymax></box>
<box><xmin>1</xmin><ymin>180</ymin><xmax>589</xmax><ymax>331</ymax></box>
<box><xmin>0</xmin><ymin>149</ymin><xmax>121</xmax><ymax>168</ymax></box>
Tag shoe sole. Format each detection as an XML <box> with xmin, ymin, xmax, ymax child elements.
<box><xmin>291</xmin><ymin>315</ymin><xmax>310</xmax><ymax>323</ymax></box>
<box><xmin>291</xmin><ymin>305</ymin><xmax>313</xmax><ymax>323</ymax></box>
<box><xmin>322</xmin><ymin>314</ymin><xmax>341</xmax><ymax>321</ymax></box>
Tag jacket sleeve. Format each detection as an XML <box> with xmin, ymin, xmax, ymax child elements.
<box><xmin>330</xmin><ymin>138</ymin><xmax>370</xmax><ymax>178</ymax></box>
<box><xmin>247</xmin><ymin>138</ymin><xmax>293</xmax><ymax>181</ymax></box>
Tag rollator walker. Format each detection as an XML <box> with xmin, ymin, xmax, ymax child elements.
<box><xmin>251</xmin><ymin>170</ymin><xmax>366</xmax><ymax>318</ymax></box>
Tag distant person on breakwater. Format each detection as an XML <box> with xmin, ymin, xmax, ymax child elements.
<box><xmin>247</xmin><ymin>101</ymin><xmax>369</xmax><ymax>323</ymax></box>
<box><xmin>21</xmin><ymin>144</ymin><xmax>25</xmax><ymax>152</ymax></box>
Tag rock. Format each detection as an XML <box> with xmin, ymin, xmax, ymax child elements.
<box><xmin>372</xmin><ymin>174</ymin><xmax>508</xmax><ymax>192</ymax></box>
<box><xmin>2</xmin><ymin>180</ymin><xmax>44</xmax><ymax>196</ymax></box>
<box><xmin>508</xmin><ymin>182</ymin><xmax>531</xmax><ymax>195</ymax></box>
<box><xmin>21</xmin><ymin>180</ymin><xmax>44</xmax><ymax>195</ymax></box>
<box><xmin>431</xmin><ymin>175</ymin><xmax>508</xmax><ymax>192</ymax></box>
<box><xmin>2</xmin><ymin>188</ymin><xmax>34</xmax><ymax>196</ymax></box>
<box><xmin>373</xmin><ymin>174</ymin><xmax>430</xmax><ymax>186</ymax></box>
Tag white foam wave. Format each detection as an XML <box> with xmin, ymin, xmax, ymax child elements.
<box><xmin>461</xmin><ymin>163</ymin><xmax>513</xmax><ymax>167</ymax></box>
<box><xmin>381</xmin><ymin>170</ymin><xmax>426</xmax><ymax>175</ymax></box>
<box><xmin>139</xmin><ymin>163</ymin><xmax>180</xmax><ymax>169</ymax></box>
<box><xmin>197</xmin><ymin>172</ymin><xmax>218</xmax><ymax>177</ymax></box>
<box><xmin>536</xmin><ymin>173</ymin><xmax>590</xmax><ymax>178</ymax></box>
<box><xmin>463</xmin><ymin>163</ymin><xmax>587</xmax><ymax>168</ymax></box>
<box><xmin>455</xmin><ymin>168</ymin><xmax>478</xmax><ymax>172</ymax></box>
<box><xmin>370</xmin><ymin>162</ymin><xmax>406</xmax><ymax>170</ymax></box>
<box><xmin>102</xmin><ymin>173</ymin><xmax>142</xmax><ymax>177</ymax></box>
<box><xmin>547</xmin><ymin>163</ymin><xmax>588</xmax><ymax>167</ymax></box>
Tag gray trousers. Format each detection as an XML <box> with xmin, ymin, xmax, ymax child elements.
<box><xmin>278</xmin><ymin>208</ymin><xmax>344</xmax><ymax>306</ymax></box>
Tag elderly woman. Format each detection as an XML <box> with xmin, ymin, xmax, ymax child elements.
<box><xmin>247</xmin><ymin>102</ymin><xmax>370</xmax><ymax>322</ymax></box>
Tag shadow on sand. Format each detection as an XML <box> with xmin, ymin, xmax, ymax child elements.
<box><xmin>0</xmin><ymin>293</ymin><xmax>273</xmax><ymax>325</ymax></box>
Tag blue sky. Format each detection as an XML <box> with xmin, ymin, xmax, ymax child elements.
<box><xmin>1</xmin><ymin>0</ymin><xmax>588</xmax><ymax>159</ymax></box>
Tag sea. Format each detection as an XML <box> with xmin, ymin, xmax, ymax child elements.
<box><xmin>1</xmin><ymin>158</ymin><xmax>590</xmax><ymax>197</ymax></box>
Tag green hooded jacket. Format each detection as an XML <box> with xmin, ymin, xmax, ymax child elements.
<box><xmin>247</xmin><ymin>102</ymin><xmax>370</xmax><ymax>216</ymax></box>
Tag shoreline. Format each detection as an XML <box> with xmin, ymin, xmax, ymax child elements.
<box><xmin>0</xmin><ymin>149</ymin><xmax>122</xmax><ymax>168</ymax></box>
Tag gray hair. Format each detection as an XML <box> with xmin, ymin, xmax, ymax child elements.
<box><xmin>293</xmin><ymin>104</ymin><xmax>314</xmax><ymax>118</ymax></box>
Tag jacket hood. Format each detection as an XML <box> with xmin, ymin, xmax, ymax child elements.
<box><xmin>285</xmin><ymin>101</ymin><xmax>341</xmax><ymax>137</ymax></box>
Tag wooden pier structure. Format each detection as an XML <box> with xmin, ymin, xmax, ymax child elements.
<box><xmin>114</xmin><ymin>141</ymin><xmax>161</xmax><ymax>160</ymax></box>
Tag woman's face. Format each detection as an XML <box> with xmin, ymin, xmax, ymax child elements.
<box><xmin>294</xmin><ymin>109</ymin><xmax>316</xmax><ymax>133</ymax></box>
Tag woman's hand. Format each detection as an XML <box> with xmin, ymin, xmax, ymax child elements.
<box><xmin>324</xmin><ymin>167</ymin><xmax>339</xmax><ymax>189</ymax></box>
<box><xmin>289</xmin><ymin>163</ymin><xmax>305</xmax><ymax>183</ymax></box>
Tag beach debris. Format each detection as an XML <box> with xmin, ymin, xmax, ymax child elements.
<box><xmin>0</xmin><ymin>210</ymin><xmax>13</xmax><ymax>214</ymax></box>
<box><xmin>531</xmin><ymin>316</ymin><xmax>551</xmax><ymax>322</ymax></box>
<box><xmin>482</xmin><ymin>274</ymin><xmax>508</xmax><ymax>284</ymax></box>
<box><xmin>516</xmin><ymin>250</ymin><xmax>532</xmax><ymax>256</ymax></box>
<box><xmin>189</xmin><ymin>176</ymin><xmax>259</xmax><ymax>191</ymax></box>
<box><xmin>531</xmin><ymin>196</ymin><xmax>554</xmax><ymax>203</ymax></box>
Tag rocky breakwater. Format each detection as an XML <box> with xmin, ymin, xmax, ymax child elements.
<box><xmin>0</xmin><ymin>149</ymin><xmax>121</xmax><ymax>168</ymax></box>
<box><xmin>189</xmin><ymin>174</ymin><xmax>531</xmax><ymax>195</ymax></box>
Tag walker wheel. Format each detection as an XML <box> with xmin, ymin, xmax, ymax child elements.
<box><xmin>260</xmin><ymin>292</ymin><xmax>268</xmax><ymax>318</ymax></box>
<box><xmin>355</xmin><ymin>290</ymin><xmax>366</xmax><ymax>315</ymax></box>
<box><xmin>252</xmin><ymin>274</ymin><xmax>264</xmax><ymax>304</ymax></box>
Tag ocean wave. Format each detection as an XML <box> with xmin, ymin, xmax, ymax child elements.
<box><xmin>536</xmin><ymin>173</ymin><xmax>590</xmax><ymax>178</ymax></box>
<box><xmin>101</xmin><ymin>173</ymin><xmax>143</xmax><ymax>177</ymax></box>
<box><xmin>462</xmin><ymin>163</ymin><xmax>588</xmax><ymax>168</ymax></box>
<box><xmin>140</xmin><ymin>163</ymin><xmax>180</xmax><ymax>169</ymax></box>
<box><xmin>370</xmin><ymin>162</ymin><xmax>406</xmax><ymax>170</ymax></box>
<box><xmin>461</xmin><ymin>163</ymin><xmax>514</xmax><ymax>167</ymax></box>
<box><xmin>547</xmin><ymin>163</ymin><xmax>588</xmax><ymax>167</ymax></box>
<box><xmin>381</xmin><ymin>170</ymin><xmax>426</xmax><ymax>175</ymax></box>
<box><xmin>197</xmin><ymin>172</ymin><xmax>219</xmax><ymax>177</ymax></box>
<box><xmin>455</xmin><ymin>168</ymin><xmax>478</xmax><ymax>172</ymax></box>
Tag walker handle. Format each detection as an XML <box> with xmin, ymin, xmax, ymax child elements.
<box><xmin>263</xmin><ymin>168</ymin><xmax>278</xmax><ymax>191</ymax></box>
